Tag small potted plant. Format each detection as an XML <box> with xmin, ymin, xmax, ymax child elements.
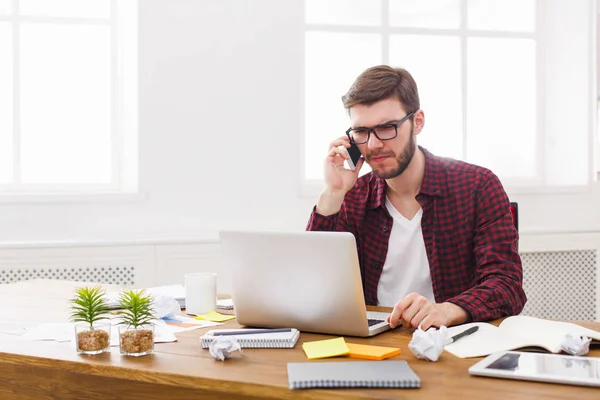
<box><xmin>117</xmin><ymin>289</ymin><xmax>156</xmax><ymax>356</ymax></box>
<box><xmin>70</xmin><ymin>286</ymin><xmax>111</xmax><ymax>355</ymax></box>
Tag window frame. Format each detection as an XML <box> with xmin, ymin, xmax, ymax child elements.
<box><xmin>595</xmin><ymin>0</ymin><xmax>600</xmax><ymax>181</ymax></box>
<box><xmin>0</xmin><ymin>0</ymin><xmax>137</xmax><ymax>197</ymax></box>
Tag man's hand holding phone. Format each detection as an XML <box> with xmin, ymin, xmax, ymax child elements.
<box><xmin>316</xmin><ymin>137</ymin><xmax>364</xmax><ymax>216</ymax></box>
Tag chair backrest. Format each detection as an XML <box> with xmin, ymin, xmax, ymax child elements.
<box><xmin>509</xmin><ymin>202</ymin><xmax>518</xmax><ymax>231</ymax></box>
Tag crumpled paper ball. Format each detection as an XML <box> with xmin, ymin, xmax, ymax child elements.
<box><xmin>560</xmin><ymin>333</ymin><xmax>591</xmax><ymax>356</ymax></box>
<box><xmin>408</xmin><ymin>325</ymin><xmax>449</xmax><ymax>362</ymax></box>
<box><xmin>152</xmin><ymin>294</ymin><xmax>181</xmax><ymax>319</ymax></box>
<box><xmin>208</xmin><ymin>336</ymin><xmax>242</xmax><ymax>361</ymax></box>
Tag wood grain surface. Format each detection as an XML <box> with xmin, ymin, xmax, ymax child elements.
<box><xmin>0</xmin><ymin>279</ymin><xmax>598</xmax><ymax>399</ymax></box>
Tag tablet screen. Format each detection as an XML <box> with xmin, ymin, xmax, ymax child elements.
<box><xmin>486</xmin><ymin>352</ymin><xmax>600</xmax><ymax>380</ymax></box>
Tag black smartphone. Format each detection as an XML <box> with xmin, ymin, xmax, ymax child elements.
<box><xmin>346</xmin><ymin>142</ymin><xmax>362</xmax><ymax>171</ymax></box>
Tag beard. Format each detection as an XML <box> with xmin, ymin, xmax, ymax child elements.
<box><xmin>367</xmin><ymin>127</ymin><xmax>416</xmax><ymax>180</ymax></box>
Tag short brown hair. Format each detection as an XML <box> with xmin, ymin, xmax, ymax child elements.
<box><xmin>341</xmin><ymin>65</ymin><xmax>420</xmax><ymax>113</ymax></box>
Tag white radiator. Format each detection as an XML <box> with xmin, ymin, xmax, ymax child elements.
<box><xmin>520</xmin><ymin>250</ymin><xmax>597</xmax><ymax>321</ymax></box>
<box><xmin>0</xmin><ymin>265</ymin><xmax>136</xmax><ymax>286</ymax></box>
<box><xmin>0</xmin><ymin>244</ymin><xmax>155</xmax><ymax>288</ymax></box>
<box><xmin>520</xmin><ymin>232</ymin><xmax>600</xmax><ymax>321</ymax></box>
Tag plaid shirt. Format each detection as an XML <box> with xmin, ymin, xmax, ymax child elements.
<box><xmin>307</xmin><ymin>147</ymin><xmax>526</xmax><ymax>322</ymax></box>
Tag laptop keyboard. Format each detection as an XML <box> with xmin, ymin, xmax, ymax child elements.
<box><xmin>367</xmin><ymin>318</ymin><xmax>385</xmax><ymax>327</ymax></box>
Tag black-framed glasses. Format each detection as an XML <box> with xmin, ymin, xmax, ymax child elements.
<box><xmin>345</xmin><ymin>112</ymin><xmax>414</xmax><ymax>144</ymax></box>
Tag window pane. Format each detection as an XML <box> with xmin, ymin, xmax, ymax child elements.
<box><xmin>305</xmin><ymin>0</ymin><xmax>381</xmax><ymax>26</ymax></box>
<box><xmin>390</xmin><ymin>0</ymin><xmax>460</xmax><ymax>29</ymax></box>
<box><xmin>20</xmin><ymin>0</ymin><xmax>110</xmax><ymax>19</ymax></box>
<box><xmin>305</xmin><ymin>32</ymin><xmax>381</xmax><ymax>180</ymax></box>
<box><xmin>466</xmin><ymin>38</ymin><xmax>536</xmax><ymax>179</ymax></box>
<box><xmin>0</xmin><ymin>23</ymin><xmax>12</xmax><ymax>183</ymax></box>
<box><xmin>389</xmin><ymin>35</ymin><xmax>462</xmax><ymax>159</ymax></box>
<box><xmin>0</xmin><ymin>0</ymin><xmax>11</xmax><ymax>14</ymax></box>
<box><xmin>544</xmin><ymin>0</ymin><xmax>590</xmax><ymax>186</ymax></box>
<box><xmin>20</xmin><ymin>23</ymin><xmax>112</xmax><ymax>184</ymax></box>
<box><xmin>468</xmin><ymin>0</ymin><xmax>535</xmax><ymax>32</ymax></box>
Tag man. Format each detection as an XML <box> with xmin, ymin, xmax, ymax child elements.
<box><xmin>306</xmin><ymin>65</ymin><xmax>526</xmax><ymax>330</ymax></box>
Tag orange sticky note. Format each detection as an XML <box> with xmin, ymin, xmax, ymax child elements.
<box><xmin>302</xmin><ymin>337</ymin><xmax>350</xmax><ymax>360</ymax></box>
<box><xmin>346</xmin><ymin>342</ymin><xmax>401</xmax><ymax>360</ymax></box>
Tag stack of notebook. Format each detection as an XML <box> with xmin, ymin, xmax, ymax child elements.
<box><xmin>287</xmin><ymin>360</ymin><xmax>421</xmax><ymax>389</ymax></box>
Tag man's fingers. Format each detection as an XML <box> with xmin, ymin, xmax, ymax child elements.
<box><xmin>399</xmin><ymin>295</ymin><xmax>427</xmax><ymax>328</ymax></box>
<box><xmin>389</xmin><ymin>297</ymin><xmax>412</xmax><ymax>329</ymax></box>
<box><xmin>388</xmin><ymin>307</ymin><xmax>402</xmax><ymax>329</ymax></box>
<box><xmin>419</xmin><ymin>314</ymin><xmax>435</xmax><ymax>331</ymax></box>
<box><xmin>409</xmin><ymin>307</ymin><xmax>430</xmax><ymax>329</ymax></box>
<box><xmin>328</xmin><ymin>137</ymin><xmax>350</xmax><ymax>151</ymax></box>
<box><xmin>399</xmin><ymin>300</ymin><xmax>420</xmax><ymax>327</ymax></box>
<box><xmin>326</xmin><ymin>147</ymin><xmax>349</xmax><ymax>161</ymax></box>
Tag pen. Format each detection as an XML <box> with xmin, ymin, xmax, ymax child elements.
<box><xmin>211</xmin><ymin>328</ymin><xmax>293</xmax><ymax>336</ymax></box>
<box><xmin>449</xmin><ymin>326</ymin><xmax>479</xmax><ymax>344</ymax></box>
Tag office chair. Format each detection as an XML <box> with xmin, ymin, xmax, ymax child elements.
<box><xmin>510</xmin><ymin>202</ymin><xmax>519</xmax><ymax>252</ymax></box>
<box><xmin>509</xmin><ymin>202</ymin><xmax>518</xmax><ymax>231</ymax></box>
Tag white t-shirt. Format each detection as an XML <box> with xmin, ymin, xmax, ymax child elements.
<box><xmin>376</xmin><ymin>197</ymin><xmax>436</xmax><ymax>307</ymax></box>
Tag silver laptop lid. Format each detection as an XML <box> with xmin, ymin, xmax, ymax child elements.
<box><xmin>219</xmin><ymin>230</ymin><xmax>388</xmax><ymax>337</ymax></box>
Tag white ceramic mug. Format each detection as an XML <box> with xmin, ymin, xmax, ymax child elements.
<box><xmin>184</xmin><ymin>272</ymin><xmax>217</xmax><ymax>315</ymax></box>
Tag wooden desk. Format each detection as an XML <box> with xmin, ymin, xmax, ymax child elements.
<box><xmin>0</xmin><ymin>280</ymin><xmax>598</xmax><ymax>399</ymax></box>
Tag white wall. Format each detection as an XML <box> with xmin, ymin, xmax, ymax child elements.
<box><xmin>0</xmin><ymin>0</ymin><xmax>599</xmax><ymax>244</ymax></box>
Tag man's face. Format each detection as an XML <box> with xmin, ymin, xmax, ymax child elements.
<box><xmin>349</xmin><ymin>98</ymin><xmax>416</xmax><ymax>180</ymax></box>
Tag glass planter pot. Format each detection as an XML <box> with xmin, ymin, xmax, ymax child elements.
<box><xmin>74</xmin><ymin>322</ymin><xmax>111</xmax><ymax>355</ymax></box>
<box><xmin>119</xmin><ymin>324</ymin><xmax>155</xmax><ymax>357</ymax></box>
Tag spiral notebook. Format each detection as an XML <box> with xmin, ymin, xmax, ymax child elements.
<box><xmin>287</xmin><ymin>360</ymin><xmax>421</xmax><ymax>390</ymax></box>
<box><xmin>216</xmin><ymin>299</ymin><xmax>234</xmax><ymax>310</ymax></box>
<box><xmin>201</xmin><ymin>328</ymin><xmax>300</xmax><ymax>349</ymax></box>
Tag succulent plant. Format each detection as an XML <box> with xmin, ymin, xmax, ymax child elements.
<box><xmin>69</xmin><ymin>286</ymin><xmax>110</xmax><ymax>330</ymax></box>
<box><xmin>117</xmin><ymin>289</ymin><xmax>156</xmax><ymax>328</ymax></box>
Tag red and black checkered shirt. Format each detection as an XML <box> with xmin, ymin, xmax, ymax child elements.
<box><xmin>307</xmin><ymin>147</ymin><xmax>526</xmax><ymax>322</ymax></box>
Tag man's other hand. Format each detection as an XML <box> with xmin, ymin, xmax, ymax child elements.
<box><xmin>386</xmin><ymin>293</ymin><xmax>468</xmax><ymax>330</ymax></box>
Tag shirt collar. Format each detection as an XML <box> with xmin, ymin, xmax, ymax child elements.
<box><xmin>419</xmin><ymin>146</ymin><xmax>447</xmax><ymax>197</ymax></box>
<box><xmin>367</xmin><ymin>146</ymin><xmax>447</xmax><ymax>209</ymax></box>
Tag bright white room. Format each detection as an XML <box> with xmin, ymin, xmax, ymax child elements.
<box><xmin>0</xmin><ymin>0</ymin><xmax>599</xmax><ymax>321</ymax></box>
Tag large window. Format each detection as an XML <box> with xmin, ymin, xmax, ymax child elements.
<box><xmin>597</xmin><ymin>0</ymin><xmax>600</xmax><ymax>175</ymax></box>
<box><xmin>0</xmin><ymin>0</ymin><xmax>137</xmax><ymax>195</ymax></box>
<box><xmin>304</xmin><ymin>0</ymin><xmax>595</xmax><ymax>191</ymax></box>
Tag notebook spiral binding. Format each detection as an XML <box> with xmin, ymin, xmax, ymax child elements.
<box><xmin>291</xmin><ymin>379</ymin><xmax>420</xmax><ymax>389</ymax></box>
<box><xmin>201</xmin><ymin>329</ymin><xmax>300</xmax><ymax>349</ymax></box>
<box><xmin>201</xmin><ymin>338</ymin><xmax>296</xmax><ymax>349</ymax></box>
<box><xmin>287</xmin><ymin>360</ymin><xmax>421</xmax><ymax>390</ymax></box>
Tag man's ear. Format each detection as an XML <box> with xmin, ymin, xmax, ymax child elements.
<box><xmin>413</xmin><ymin>109</ymin><xmax>425</xmax><ymax>135</ymax></box>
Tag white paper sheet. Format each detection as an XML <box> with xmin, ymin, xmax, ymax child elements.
<box><xmin>22</xmin><ymin>318</ymin><xmax>178</xmax><ymax>346</ymax></box>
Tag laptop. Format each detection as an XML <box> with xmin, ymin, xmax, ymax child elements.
<box><xmin>219</xmin><ymin>230</ymin><xmax>391</xmax><ymax>337</ymax></box>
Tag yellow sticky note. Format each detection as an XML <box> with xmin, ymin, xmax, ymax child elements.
<box><xmin>302</xmin><ymin>337</ymin><xmax>349</xmax><ymax>360</ymax></box>
<box><xmin>346</xmin><ymin>342</ymin><xmax>401</xmax><ymax>360</ymax></box>
<box><xmin>194</xmin><ymin>311</ymin><xmax>236</xmax><ymax>322</ymax></box>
